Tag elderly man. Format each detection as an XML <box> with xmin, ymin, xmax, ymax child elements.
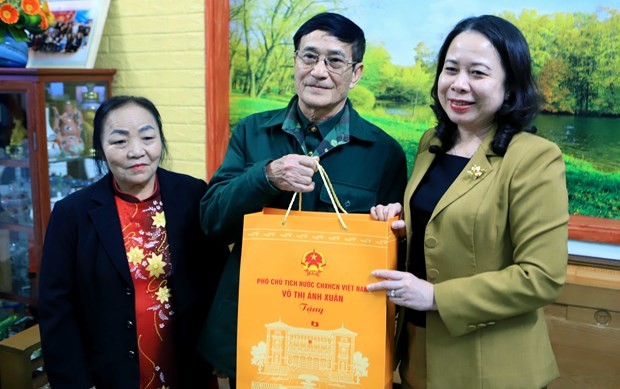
<box><xmin>197</xmin><ymin>12</ymin><xmax>408</xmax><ymax>387</ymax></box>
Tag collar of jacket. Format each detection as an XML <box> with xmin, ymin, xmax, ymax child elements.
<box><xmin>258</xmin><ymin>96</ymin><xmax>379</xmax><ymax>142</ymax></box>
<box><xmin>403</xmin><ymin>128</ymin><xmax>500</xmax><ymax>255</ymax></box>
<box><xmin>478</xmin><ymin>127</ymin><xmax>499</xmax><ymax>157</ymax></box>
<box><xmin>89</xmin><ymin>168</ymin><xmax>172</xmax><ymax>205</ymax></box>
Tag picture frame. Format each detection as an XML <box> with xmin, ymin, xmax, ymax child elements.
<box><xmin>26</xmin><ymin>0</ymin><xmax>111</xmax><ymax>69</ymax></box>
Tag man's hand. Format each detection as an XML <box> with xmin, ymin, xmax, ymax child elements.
<box><xmin>266</xmin><ymin>154</ymin><xmax>319</xmax><ymax>192</ymax></box>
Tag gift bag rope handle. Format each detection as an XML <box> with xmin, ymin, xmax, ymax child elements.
<box><xmin>282</xmin><ymin>162</ymin><xmax>348</xmax><ymax>230</ymax></box>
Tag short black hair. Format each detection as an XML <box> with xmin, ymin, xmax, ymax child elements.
<box><xmin>430</xmin><ymin>15</ymin><xmax>540</xmax><ymax>155</ymax></box>
<box><xmin>92</xmin><ymin>95</ymin><xmax>168</xmax><ymax>175</ymax></box>
<box><xmin>293</xmin><ymin>12</ymin><xmax>366</xmax><ymax>63</ymax></box>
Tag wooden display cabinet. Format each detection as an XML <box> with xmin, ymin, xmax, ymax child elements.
<box><xmin>0</xmin><ymin>69</ymin><xmax>115</xmax><ymax>314</ymax></box>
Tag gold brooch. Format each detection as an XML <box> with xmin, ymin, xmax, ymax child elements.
<box><xmin>467</xmin><ymin>165</ymin><xmax>486</xmax><ymax>179</ymax></box>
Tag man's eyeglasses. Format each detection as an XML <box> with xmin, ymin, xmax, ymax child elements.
<box><xmin>294</xmin><ymin>50</ymin><xmax>357</xmax><ymax>75</ymax></box>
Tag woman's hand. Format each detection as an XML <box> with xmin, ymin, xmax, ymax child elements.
<box><xmin>367</xmin><ymin>269</ymin><xmax>437</xmax><ymax>311</ymax></box>
<box><xmin>370</xmin><ymin>203</ymin><xmax>406</xmax><ymax>240</ymax></box>
<box><xmin>370</xmin><ymin>202</ymin><xmax>402</xmax><ymax>221</ymax></box>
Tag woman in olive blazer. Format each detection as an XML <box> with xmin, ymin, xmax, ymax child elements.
<box><xmin>367</xmin><ymin>15</ymin><xmax>569</xmax><ymax>388</ymax></box>
<box><xmin>395</xmin><ymin>129</ymin><xmax>567</xmax><ymax>388</ymax></box>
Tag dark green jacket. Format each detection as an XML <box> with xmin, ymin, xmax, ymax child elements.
<box><xmin>197</xmin><ymin>97</ymin><xmax>407</xmax><ymax>377</ymax></box>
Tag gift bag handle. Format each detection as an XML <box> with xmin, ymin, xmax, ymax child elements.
<box><xmin>282</xmin><ymin>162</ymin><xmax>348</xmax><ymax>230</ymax></box>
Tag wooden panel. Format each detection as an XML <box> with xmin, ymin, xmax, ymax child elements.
<box><xmin>556</xmin><ymin>283</ymin><xmax>620</xmax><ymax>312</ymax></box>
<box><xmin>566</xmin><ymin>264</ymin><xmax>620</xmax><ymax>289</ymax></box>
<box><xmin>565</xmin><ymin>306</ymin><xmax>619</xmax><ymax>329</ymax></box>
<box><xmin>204</xmin><ymin>0</ymin><xmax>230</xmax><ymax>180</ymax></box>
<box><xmin>568</xmin><ymin>215</ymin><xmax>620</xmax><ymax>245</ymax></box>
<box><xmin>555</xmin><ymin>266</ymin><xmax>620</xmax><ymax>312</ymax></box>
<box><xmin>546</xmin><ymin>264</ymin><xmax>620</xmax><ymax>388</ymax></box>
<box><xmin>547</xmin><ymin>315</ymin><xmax>620</xmax><ymax>388</ymax></box>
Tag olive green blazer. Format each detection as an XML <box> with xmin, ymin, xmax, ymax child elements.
<box><xmin>397</xmin><ymin>128</ymin><xmax>569</xmax><ymax>388</ymax></box>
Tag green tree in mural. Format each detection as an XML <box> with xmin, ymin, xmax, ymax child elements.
<box><xmin>538</xmin><ymin>58</ymin><xmax>574</xmax><ymax>113</ymax></box>
<box><xmin>505</xmin><ymin>8</ymin><xmax>620</xmax><ymax>116</ymax></box>
<box><xmin>358</xmin><ymin>45</ymin><xmax>393</xmax><ymax>99</ymax></box>
<box><xmin>230</xmin><ymin>0</ymin><xmax>331</xmax><ymax>97</ymax></box>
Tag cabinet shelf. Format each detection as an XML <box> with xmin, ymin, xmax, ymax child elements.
<box><xmin>0</xmin><ymin>159</ymin><xmax>29</xmax><ymax>168</ymax></box>
<box><xmin>0</xmin><ymin>291</ymin><xmax>36</xmax><ymax>307</ymax></box>
<box><xmin>48</xmin><ymin>155</ymin><xmax>93</xmax><ymax>164</ymax></box>
<box><xmin>0</xmin><ymin>222</ymin><xmax>34</xmax><ymax>234</ymax></box>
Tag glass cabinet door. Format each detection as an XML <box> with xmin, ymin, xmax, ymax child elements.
<box><xmin>45</xmin><ymin>81</ymin><xmax>107</xmax><ymax>209</ymax></box>
<box><xmin>0</xmin><ymin>91</ymin><xmax>34</xmax><ymax>302</ymax></box>
<box><xmin>0</xmin><ymin>68</ymin><xmax>115</xmax><ymax>338</ymax></box>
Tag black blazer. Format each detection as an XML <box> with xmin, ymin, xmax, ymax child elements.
<box><xmin>38</xmin><ymin>168</ymin><xmax>228</xmax><ymax>388</ymax></box>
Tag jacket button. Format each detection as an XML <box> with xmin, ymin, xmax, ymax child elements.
<box><xmin>126</xmin><ymin>320</ymin><xmax>134</xmax><ymax>328</ymax></box>
<box><xmin>477</xmin><ymin>323</ymin><xmax>487</xmax><ymax>328</ymax></box>
<box><xmin>310</xmin><ymin>126</ymin><xmax>318</xmax><ymax>133</ymax></box>
<box><xmin>427</xmin><ymin>268</ymin><xmax>439</xmax><ymax>280</ymax></box>
<box><xmin>425</xmin><ymin>237</ymin><xmax>437</xmax><ymax>248</ymax></box>
<box><xmin>308</xmin><ymin>151</ymin><xmax>313</xmax><ymax>156</ymax></box>
<box><xmin>344</xmin><ymin>200</ymin><xmax>351</xmax><ymax>208</ymax></box>
<box><xmin>467</xmin><ymin>324</ymin><xmax>476</xmax><ymax>331</ymax></box>
<box><xmin>125</xmin><ymin>287</ymin><xmax>132</xmax><ymax>296</ymax></box>
<box><xmin>128</xmin><ymin>350</ymin><xmax>136</xmax><ymax>358</ymax></box>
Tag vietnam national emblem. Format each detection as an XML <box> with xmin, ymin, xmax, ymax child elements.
<box><xmin>301</xmin><ymin>249</ymin><xmax>326</xmax><ymax>276</ymax></box>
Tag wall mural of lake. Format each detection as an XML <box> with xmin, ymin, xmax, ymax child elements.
<box><xmin>533</xmin><ymin>114</ymin><xmax>619</xmax><ymax>221</ymax></box>
<box><xmin>228</xmin><ymin>0</ymin><xmax>620</xmax><ymax>230</ymax></box>
<box><xmin>534</xmin><ymin>115</ymin><xmax>619</xmax><ymax>174</ymax></box>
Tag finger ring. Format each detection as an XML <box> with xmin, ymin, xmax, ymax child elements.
<box><xmin>390</xmin><ymin>289</ymin><xmax>396</xmax><ymax>298</ymax></box>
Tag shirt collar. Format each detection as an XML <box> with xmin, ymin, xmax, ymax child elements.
<box><xmin>113</xmin><ymin>176</ymin><xmax>160</xmax><ymax>203</ymax></box>
<box><xmin>294</xmin><ymin>103</ymin><xmax>344</xmax><ymax>138</ymax></box>
<box><xmin>263</xmin><ymin>96</ymin><xmax>378</xmax><ymax>143</ymax></box>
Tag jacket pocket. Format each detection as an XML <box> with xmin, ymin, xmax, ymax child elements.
<box><xmin>319</xmin><ymin>182</ymin><xmax>377</xmax><ymax>213</ymax></box>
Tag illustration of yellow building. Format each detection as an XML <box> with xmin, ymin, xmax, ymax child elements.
<box><xmin>249</xmin><ymin>319</ymin><xmax>369</xmax><ymax>388</ymax></box>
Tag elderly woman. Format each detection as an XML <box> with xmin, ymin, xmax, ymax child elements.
<box><xmin>38</xmin><ymin>95</ymin><xmax>227</xmax><ymax>388</ymax></box>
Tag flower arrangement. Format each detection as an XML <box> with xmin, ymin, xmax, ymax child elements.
<box><xmin>0</xmin><ymin>0</ymin><xmax>54</xmax><ymax>43</ymax></box>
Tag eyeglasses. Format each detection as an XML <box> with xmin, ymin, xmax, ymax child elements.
<box><xmin>294</xmin><ymin>50</ymin><xmax>357</xmax><ymax>75</ymax></box>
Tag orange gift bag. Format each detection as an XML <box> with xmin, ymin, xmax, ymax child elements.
<box><xmin>237</xmin><ymin>166</ymin><xmax>397</xmax><ymax>388</ymax></box>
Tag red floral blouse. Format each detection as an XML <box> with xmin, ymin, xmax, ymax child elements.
<box><xmin>114</xmin><ymin>179</ymin><xmax>177</xmax><ymax>388</ymax></box>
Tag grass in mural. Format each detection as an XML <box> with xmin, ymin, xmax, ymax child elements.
<box><xmin>564</xmin><ymin>156</ymin><xmax>620</xmax><ymax>219</ymax></box>
<box><xmin>230</xmin><ymin>94</ymin><xmax>290</xmax><ymax>128</ymax></box>
<box><xmin>230</xmin><ymin>94</ymin><xmax>620</xmax><ymax>220</ymax></box>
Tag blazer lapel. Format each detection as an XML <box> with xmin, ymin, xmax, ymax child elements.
<box><xmin>404</xmin><ymin>141</ymin><xmax>438</xmax><ymax>203</ymax></box>
<box><xmin>430</xmin><ymin>135</ymin><xmax>496</xmax><ymax>222</ymax></box>
<box><xmin>403</xmin><ymin>135</ymin><xmax>439</xmax><ymax>268</ymax></box>
<box><xmin>89</xmin><ymin>175</ymin><xmax>133</xmax><ymax>286</ymax></box>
